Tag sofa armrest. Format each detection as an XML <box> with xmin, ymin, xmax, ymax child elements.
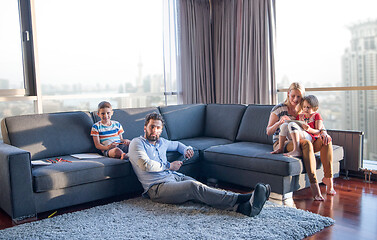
<box><xmin>0</xmin><ymin>143</ymin><xmax>36</xmax><ymax>219</ymax></box>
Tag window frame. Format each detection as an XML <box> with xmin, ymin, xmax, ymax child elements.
<box><xmin>277</xmin><ymin>86</ymin><xmax>377</xmax><ymax>93</ymax></box>
<box><xmin>0</xmin><ymin>0</ymin><xmax>32</xmax><ymax>97</ymax></box>
<box><xmin>0</xmin><ymin>1</ymin><xmax>39</xmax><ymax>109</ymax></box>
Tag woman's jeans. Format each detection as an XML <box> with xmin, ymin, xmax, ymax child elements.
<box><xmin>273</xmin><ymin>137</ymin><xmax>333</xmax><ymax>184</ymax></box>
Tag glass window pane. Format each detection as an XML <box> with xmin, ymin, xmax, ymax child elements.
<box><xmin>166</xmin><ymin>95</ymin><xmax>178</xmax><ymax>106</ymax></box>
<box><xmin>276</xmin><ymin>0</ymin><xmax>377</xmax><ymax>89</ymax></box>
<box><xmin>0</xmin><ymin>101</ymin><xmax>35</xmax><ymax>119</ymax></box>
<box><xmin>163</xmin><ymin>0</ymin><xmax>178</xmax><ymax>99</ymax></box>
<box><xmin>0</xmin><ymin>1</ymin><xmax>24</xmax><ymax>89</ymax></box>
<box><xmin>0</xmin><ymin>101</ymin><xmax>35</xmax><ymax>141</ymax></box>
<box><xmin>34</xmin><ymin>0</ymin><xmax>165</xmax><ymax>107</ymax></box>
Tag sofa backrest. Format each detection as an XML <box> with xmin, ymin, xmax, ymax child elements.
<box><xmin>2</xmin><ymin>111</ymin><xmax>96</xmax><ymax>160</ymax></box>
<box><xmin>158</xmin><ymin>104</ymin><xmax>206</xmax><ymax>140</ymax></box>
<box><xmin>91</xmin><ymin>107</ymin><xmax>168</xmax><ymax>140</ymax></box>
<box><xmin>236</xmin><ymin>104</ymin><xmax>274</xmax><ymax>144</ymax></box>
<box><xmin>205</xmin><ymin>104</ymin><xmax>246</xmax><ymax>141</ymax></box>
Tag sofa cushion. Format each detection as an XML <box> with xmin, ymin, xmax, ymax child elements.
<box><xmin>236</xmin><ymin>105</ymin><xmax>274</xmax><ymax>144</ymax></box>
<box><xmin>92</xmin><ymin>107</ymin><xmax>168</xmax><ymax>140</ymax></box>
<box><xmin>179</xmin><ymin>137</ymin><xmax>233</xmax><ymax>151</ymax></box>
<box><xmin>205</xmin><ymin>104</ymin><xmax>246</xmax><ymax>141</ymax></box>
<box><xmin>159</xmin><ymin>104</ymin><xmax>206</xmax><ymax>140</ymax></box>
<box><xmin>32</xmin><ymin>155</ymin><xmax>131</xmax><ymax>193</ymax></box>
<box><xmin>3</xmin><ymin>111</ymin><xmax>96</xmax><ymax>160</ymax></box>
<box><xmin>204</xmin><ymin>142</ymin><xmax>344</xmax><ymax>177</ymax></box>
<box><xmin>204</xmin><ymin>142</ymin><xmax>303</xmax><ymax>176</ymax></box>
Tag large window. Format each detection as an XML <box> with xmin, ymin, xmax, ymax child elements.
<box><xmin>276</xmin><ymin>0</ymin><xmax>377</xmax><ymax>163</ymax></box>
<box><xmin>0</xmin><ymin>0</ymin><xmax>179</xmax><ymax>142</ymax></box>
<box><xmin>33</xmin><ymin>0</ymin><xmax>166</xmax><ymax>112</ymax></box>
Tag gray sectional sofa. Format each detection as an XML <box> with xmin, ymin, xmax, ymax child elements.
<box><xmin>0</xmin><ymin>104</ymin><xmax>344</xmax><ymax>220</ymax></box>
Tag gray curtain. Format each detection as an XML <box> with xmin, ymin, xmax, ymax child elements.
<box><xmin>178</xmin><ymin>0</ymin><xmax>276</xmax><ymax>105</ymax></box>
<box><xmin>177</xmin><ymin>0</ymin><xmax>215</xmax><ymax>104</ymax></box>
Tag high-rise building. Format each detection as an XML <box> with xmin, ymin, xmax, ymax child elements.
<box><xmin>342</xmin><ymin>20</ymin><xmax>377</xmax><ymax>160</ymax></box>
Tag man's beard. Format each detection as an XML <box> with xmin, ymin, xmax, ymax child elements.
<box><xmin>146</xmin><ymin>131</ymin><xmax>159</xmax><ymax>142</ymax></box>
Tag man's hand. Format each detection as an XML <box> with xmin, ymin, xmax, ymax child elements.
<box><xmin>122</xmin><ymin>139</ymin><xmax>131</xmax><ymax>146</ymax></box>
<box><xmin>320</xmin><ymin>132</ymin><xmax>332</xmax><ymax>145</ymax></box>
<box><xmin>169</xmin><ymin>161</ymin><xmax>183</xmax><ymax>171</ymax></box>
<box><xmin>185</xmin><ymin>148</ymin><xmax>194</xmax><ymax>159</ymax></box>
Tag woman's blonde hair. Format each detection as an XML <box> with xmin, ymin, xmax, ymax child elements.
<box><xmin>284</xmin><ymin>82</ymin><xmax>305</xmax><ymax>108</ymax></box>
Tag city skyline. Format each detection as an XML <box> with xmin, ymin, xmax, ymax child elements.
<box><xmin>342</xmin><ymin>20</ymin><xmax>377</xmax><ymax>161</ymax></box>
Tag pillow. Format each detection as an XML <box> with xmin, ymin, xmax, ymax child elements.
<box><xmin>159</xmin><ymin>104</ymin><xmax>206</xmax><ymax>140</ymax></box>
<box><xmin>236</xmin><ymin>104</ymin><xmax>274</xmax><ymax>144</ymax></box>
<box><xmin>205</xmin><ymin>104</ymin><xmax>246</xmax><ymax>141</ymax></box>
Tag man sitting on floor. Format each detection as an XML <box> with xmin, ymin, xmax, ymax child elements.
<box><xmin>128</xmin><ymin>112</ymin><xmax>271</xmax><ymax>217</ymax></box>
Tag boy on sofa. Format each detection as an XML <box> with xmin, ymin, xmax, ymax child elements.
<box><xmin>128</xmin><ymin>112</ymin><xmax>271</xmax><ymax>217</ymax></box>
<box><xmin>91</xmin><ymin>101</ymin><xmax>130</xmax><ymax>159</ymax></box>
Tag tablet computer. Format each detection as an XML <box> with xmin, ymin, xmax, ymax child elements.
<box><xmin>286</xmin><ymin>120</ymin><xmax>306</xmax><ymax>128</ymax></box>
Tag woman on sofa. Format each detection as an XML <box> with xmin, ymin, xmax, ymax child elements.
<box><xmin>266</xmin><ymin>82</ymin><xmax>336</xmax><ymax>201</ymax></box>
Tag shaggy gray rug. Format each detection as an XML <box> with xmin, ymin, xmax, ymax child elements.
<box><xmin>0</xmin><ymin>197</ymin><xmax>334</xmax><ymax>240</ymax></box>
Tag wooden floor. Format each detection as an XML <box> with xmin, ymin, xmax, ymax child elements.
<box><xmin>0</xmin><ymin>177</ymin><xmax>376</xmax><ymax>240</ymax></box>
<box><xmin>293</xmin><ymin>177</ymin><xmax>377</xmax><ymax>240</ymax></box>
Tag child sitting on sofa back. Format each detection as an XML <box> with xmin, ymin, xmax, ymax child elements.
<box><xmin>91</xmin><ymin>101</ymin><xmax>130</xmax><ymax>159</ymax></box>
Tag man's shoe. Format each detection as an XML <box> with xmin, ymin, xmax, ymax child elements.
<box><xmin>250</xmin><ymin>183</ymin><xmax>271</xmax><ymax>217</ymax></box>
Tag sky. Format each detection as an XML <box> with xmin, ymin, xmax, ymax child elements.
<box><xmin>34</xmin><ymin>0</ymin><xmax>164</xmax><ymax>87</ymax></box>
<box><xmin>276</xmin><ymin>0</ymin><xmax>377</xmax><ymax>88</ymax></box>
